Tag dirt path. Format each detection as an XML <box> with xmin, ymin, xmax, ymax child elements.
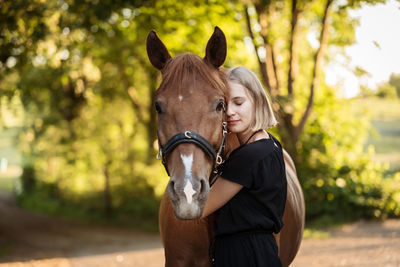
<box><xmin>1</xmin><ymin>191</ymin><xmax>399</xmax><ymax>267</ymax></box>
<box><xmin>0</xmin><ymin>191</ymin><xmax>163</xmax><ymax>267</ymax></box>
<box><xmin>292</xmin><ymin>220</ymin><xmax>400</xmax><ymax>267</ymax></box>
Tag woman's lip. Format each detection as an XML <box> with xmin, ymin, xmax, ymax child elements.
<box><xmin>228</xmin><ymin>120</ymin><xmax>239</xmax><ymax>125</ymax></box>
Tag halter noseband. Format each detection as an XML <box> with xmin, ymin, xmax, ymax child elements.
<box><xmin>156</xmin><ymin>103</ymin><xmax>227</xmax><ymax>184</ymax></box>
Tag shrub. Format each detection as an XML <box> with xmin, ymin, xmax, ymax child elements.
<box><xmin>297</xmin><ymin>87</ymin><xmax>400</xmax><ymax>223</ymax></box>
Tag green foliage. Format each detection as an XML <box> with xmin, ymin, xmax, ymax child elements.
<box><xmin>0</xmin><ymin>0</ymin><xmax>49</xmax><ymax>77</ymax></box>
<box><xmin>1</xmin><ymin>0</ymin><xmax>246</xmax><ymax>230</ymax></box>
<box><xmin>0</xmin><ymin>177</ymin><xmax>14</xmax><ymax>191</ymax></box>
<box><xmin>298</xmin><ymin>88</ymin><xmax>400</xmax><ymax>221</ymax></box>
<box><xmin>14</xmin><ymin>93</ymin><xmax>166</xmax><ymax>230</ymax></box>
<box><xmin>389</xmin><ymin>73</ymin><xmax>400</xmax><ymax>98</ymax></box>
<box><xmin>354</xmin><ymin>98</ymin><xmax>400</xmax><ymax>173</ymax></box>
<box><xmin>20</xmin><ymin>165</ymin><xmax>36</xmax><ymax>193</ymax></box>
<box><xmin>17</xmin><ymin>180</ymin><xmax>161</xmax><ymax>231</ymax></box>
<box><xmin>1</xmin><ymin>0</ymin><xmax>398</xmax><ymax>231</ymax></box>
<box><xmin>376</xmin><ymin>82</ymin><xmax>398</xmax><ymax>99</ymax></box>
<box><xmin>358</xmin><ymin>85</ymin><xmax>375</xmax><ymax>98</ymax></box>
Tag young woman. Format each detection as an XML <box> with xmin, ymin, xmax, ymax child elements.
<box><xmin>201</xmin><ymin>66</ymin><xmax>287</xmax><ymax>267</ymax></box>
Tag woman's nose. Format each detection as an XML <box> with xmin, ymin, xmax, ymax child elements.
<box><xmin>226</xmin><ymin>105</ymin><xmax>234</xmax><ymax>116</ymax></box>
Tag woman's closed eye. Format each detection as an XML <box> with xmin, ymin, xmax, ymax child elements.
<box><xmin>231</xmin><ymin>96</ymin><xmax>245</xmax><ymax>106</ymax></box>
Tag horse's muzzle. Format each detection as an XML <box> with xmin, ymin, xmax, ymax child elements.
<box><xmin>167</xmin><ymin>177</ymin><xmax>209</xmax><ymax>220</ymax></box>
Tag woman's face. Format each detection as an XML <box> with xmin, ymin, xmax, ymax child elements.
<box><xmin>226</xmin><ymin>81</ymin><xmax>254</xmax><ymax>134</ymax></box>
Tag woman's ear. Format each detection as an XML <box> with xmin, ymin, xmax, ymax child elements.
<box><xmin>146</xmin><ymin>30</ymin><xmax>172</xmax><ymax>70</ymax></box>
<box><xmin>204</xmin><ymin>26</ymin><xmax>227</xmax><ymax>69</ymax></box>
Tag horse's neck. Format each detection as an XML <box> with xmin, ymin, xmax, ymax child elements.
<box><xmin>225</xmin><ymin>133</ymin><xmax>240</xmax><ymax>157</ymax></box>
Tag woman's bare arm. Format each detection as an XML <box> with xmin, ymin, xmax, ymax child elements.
<box><xmin>201</xmin><ymin>177</ymin><xmax>243</xmax><ymax>218</ymax></box>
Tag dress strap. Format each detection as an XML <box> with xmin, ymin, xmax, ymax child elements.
<box><xmin>244</xmin><ymin>129</ymin><xmax>263</xmax><ymax>145</ymax></box>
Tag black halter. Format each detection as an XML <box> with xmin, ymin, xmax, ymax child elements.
<box><xmin>156</xmin><ymin>103</ymin><xmax>228</xmax><ymax>184</ymax></box>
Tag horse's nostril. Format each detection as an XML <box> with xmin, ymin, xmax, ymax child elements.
<box><xmin>168</xmin><ymin>180</ymin><xmax>178</xmax><ymax>200</ymax></box>
<box><xmin>199</xmin><ymin>178</ymin><xmax>208</xmax><ymax>197</ymax></box>
<box><xmin>200</xmin><ymin>179</ymin><xmax>205</xmax><ymax>193</ymax></box>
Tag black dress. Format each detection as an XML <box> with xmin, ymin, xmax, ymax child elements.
<box><xmin>212</xmin><ymin>133</ymin><xmax>287</xmax><ymax>267</ymax></box>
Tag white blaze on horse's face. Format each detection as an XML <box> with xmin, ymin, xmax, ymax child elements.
<box><xmin>181</xmin><ymin>153</ymin><xmax>196</xmax><ymax>204</ymax></box>
<box><xmin>178</xmin><ymin>95</ymin><xmax>183</xmax><ymax>102</ymax></box>
<box><xmin>183</xmin><ymin>181</ymin><xmax>196</xmax><ymax>204</ymax></box>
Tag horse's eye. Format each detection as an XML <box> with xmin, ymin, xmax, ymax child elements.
<box><xmin>155</xmin><ymin>102</ymin><xmax>163</xmax><ymax>114</ymax></box>
<box><xmin>216</xmin><ymin>100</ymin><xmax>225</xmax><ymax>112</ymax></box>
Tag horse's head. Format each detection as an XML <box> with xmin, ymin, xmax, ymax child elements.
<box><xmin>146</xmin><ymin>27</ymin><xmax>228</xmax><ymax>219</ymax></box>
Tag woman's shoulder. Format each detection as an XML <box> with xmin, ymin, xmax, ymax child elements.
<box><xmin>246</xmin><ymin>131</ymin><xmax>281</xmax><ymax>150</ymax></box>
<box><xmin>228</xmin><ymin>138</ymin><xmax>279</xmax><ymax>164</ymax></box>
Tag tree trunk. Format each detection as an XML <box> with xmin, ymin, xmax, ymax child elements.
<box><xmin>244</xmin><ymin>5</ymin><xmax>271</xmax><ymax>91</ymax></box>
<box><xmin>287</xmin><ymin>0</ymin><xmax>300</xmax><ymax>98</ymax></box>
<box><xmin>247</xmin><ymin>0</ymin><xmax>333</xmax><ymax>162</ymax></box>
<box><xmin>296</xmin><ymin>0</ymin><xmax>333</xmax><ymax>140</ymax></box>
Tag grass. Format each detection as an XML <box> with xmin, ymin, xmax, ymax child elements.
<box><xmin>0</xmin><ymin>242</ymin><xmax>12</xmax><ymax>258</ymax></box>
<box><xmin>303</xmin><ymin>213</ymin><xmax>361</xmax><ymax>240</ymax></box>
<box><xmin>353</xmin><ymin>98</ymin><xmax>400</xmax><ymax>120</ymax></box>
<box><xmin>0</xmin><ymin>127</ymin><xmax>22</xmax><ymax>192</ymax></box>
<box><xmin>352</xmin><ymin>97</ymin><xmax>400</xmax><ymax>173</ymax></box>
<box><xmin>0</xmin><ymin>127</ymin><xmax>21</xmax><ymax>166</ymax></box>
<box><xmin>17</xmin><ymin>191</ymin><xmax>160</xmax><ymax>233</ymax></box>
<box><xmin>369</xmin><ymin>119</ymin><xmax>400</xmax><ymax>153</ymax></box>
<box><xmin>0</xmin><ymin>176</ymin><xmax>16</xmax><ymax>192</ymax></box>
<box><xmin>303</xmin><ymin>228</ymin><xmax>330</xmax><ymax>239</ymax></box>
<box><xmin>369</xmin><ymin>118</ymin><xmax>400</xmax><ymax>173</ymax></box>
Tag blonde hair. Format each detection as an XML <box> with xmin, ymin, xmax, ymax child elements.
<box><xmin>226</xmin><ymin>66</ymin><xmax>277</xmax><ymax>130</ymax></box>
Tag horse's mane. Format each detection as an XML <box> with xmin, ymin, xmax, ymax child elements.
<box><xmin>157</xmin><ymin>53</ymin><xmax>228</xmax><ymax>97</ymax></box>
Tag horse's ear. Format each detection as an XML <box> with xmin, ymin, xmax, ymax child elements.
<box><xmin>204</xmin><ymin>26</ymin><xmax>227</xmax><ymax>69</ymax></box>
<box><xmin>146</xmin><ymin>30</ymin><xmax>172</xmax><ymax>70</ymax></box>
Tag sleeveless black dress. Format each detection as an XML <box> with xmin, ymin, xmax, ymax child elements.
<box><xmin>211</xmin><ymin>133</ymin><xmax>287</xmax><ymax>267</ymax></box>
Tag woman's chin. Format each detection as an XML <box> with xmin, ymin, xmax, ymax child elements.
<box><xmin>228</xmin><ymin>124</ymin><xmax>239</xmax><ymax>132</ymax></box>
<box><xmin>229</xmin><ymin>125</ymin><xmax>247</xmax><ymax>134</ymax></box>
<box><xmin>228</xmin><ymin>127</ymin><xmax>238</xmax><ymax>133</ymax></box>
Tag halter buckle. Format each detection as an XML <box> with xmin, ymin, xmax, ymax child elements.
<box><xmin>216</xmin><ymin>154</ymin><xmax>223</xmax><ymax>165</ymax></box>
<box><xmin>184</xmin><ymin>131</ymin><xmax>192</xmax><ymax>139</ymax></box>
<box><xmin>222</xmin><ymin>122</ymin><xmax>228</xmax><ymax>135</ymax></box>
<box><xmin>156</xmin><ymin>149</ymin><xmax>162</xmax><ymax>160</ymax></box>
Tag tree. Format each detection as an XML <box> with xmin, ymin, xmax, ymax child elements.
<box><xmin>376</xmin><ymin>82</ymin><xmax>397</xmax><ymax>99</ymax></box>
<box><xmin>389</xmin><ymin>73</ymin><xmax>400</xmax><ymax>98</ymax></box>
<box><xmin>3</xmin><ymin>0</ymin><xmax>397</xmax><ymax>226</ymax></box>
<box><xmin>0</xmin><ymin>0</ymin><xmax>247</xmax><ymax>223</ymax></box>
<box><xmin>243</xmin><ymin>0</ymin><xmax>385</xmax><ymax>160</ymax></box>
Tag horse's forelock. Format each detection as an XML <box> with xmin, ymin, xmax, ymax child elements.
<box><xmin>157</xmin><ymin>53</ymin><xmax>228</xmax><ymax>97</ymax></box>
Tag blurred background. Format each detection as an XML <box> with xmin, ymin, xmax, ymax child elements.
<box><xmin>0</xmin><ymin>0</ymin><xmax>399</xmax><ymax>265</ymax></box>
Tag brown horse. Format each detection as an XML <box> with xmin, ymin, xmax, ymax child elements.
<box><xmin>146</xmin><ymin>27</ymin><xmax>305</xmax><ymax>267</ymax></box>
